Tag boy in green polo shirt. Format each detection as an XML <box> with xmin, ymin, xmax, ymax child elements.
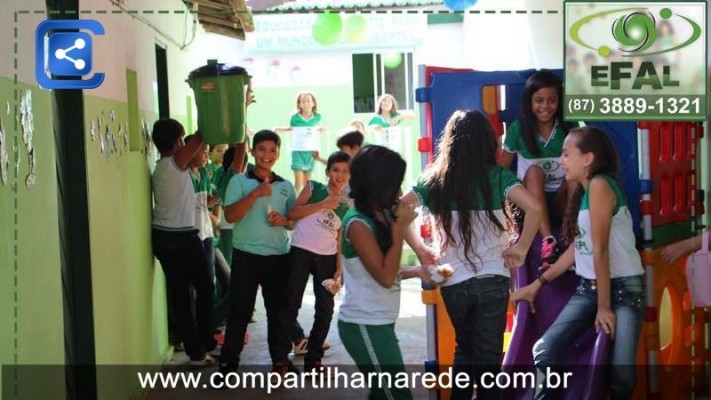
<box><xmin>219</xmin><ymin>130</ymin><xmax>297</xmax><ymax>376</ymax></box>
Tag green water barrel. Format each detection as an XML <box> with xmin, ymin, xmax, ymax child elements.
<box><xmin>186</xmin><ymin>60</ymin><xmax>250</xmax><ymax>145</ymax></box>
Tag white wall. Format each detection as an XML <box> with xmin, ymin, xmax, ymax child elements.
<box><xmin>417</xmin><ymin>23</ymin><xmax>467</xmax><ymax>69</ymax></box>
<box><xmin>0</xmin><ymin>0</ymin><xmax>249</xmax><ymax>120</ymax></box>
<box><xmin>81</xmin><ymin>0</ymin><xmax>248</xmax><ymax>118</ymax></box>
<box><xmin>461</xmin><ymin>0</ymin><xmax>564</xmax><ymax>70</ymax></box>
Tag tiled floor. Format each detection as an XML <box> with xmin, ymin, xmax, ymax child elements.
<box><xmin>147</xmin><ymin>277</ymin><xmax>433</xmax><ymax>399</ymax></box>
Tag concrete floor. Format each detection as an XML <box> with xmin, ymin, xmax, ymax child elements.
<box><xmin>146</xmin><ymin>277</ymin><xmax>432</xmax><ymax>399</ymax></box>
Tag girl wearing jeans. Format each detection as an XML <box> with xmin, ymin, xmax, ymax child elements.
<box><xmin>511</xmin><ymin>126</ymin><xmax>645</xmax><ymax>399</ymax></box>
<box><xmin>401</xmin><ymin>110</ymin><xmax>542</xmax><ymax>400</ymax></box>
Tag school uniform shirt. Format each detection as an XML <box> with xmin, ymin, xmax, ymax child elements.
<box><xmin>290</xmin><ymin>113</ymin><xmax>322</xmax><ymax>129</ymax></box>
<box><xmin>151</xmin><ymin>156</ymin><xmax>196</xmax><ymax>232</ymax></box>
<box><xmin>190</xmin><ymin>167</ymin><xmax>214</xmax><ymax>241</ymax></box>
<box><xmin>574</xmin><ymin>175</ymin><xmax>644</xmax><ymax>279</ymax></box>
<box><xmin>338</xmin><ymin>208</ymin><xmax>401</xmax><ymax>325</ymax></box>
<box><xmin>412</xmin><ymin>166</ymin><xmax>522</xmax><ymax>286</ymax></box>
<box><xmin>217</xmin><ymin>163</ymin><xmax>256</xmax><ymax>231</ymax></box>
<box><xmin>291</xmin><ymin>181</ymin><xmax>351</xmax><ymax>256</ymax></box>
<box><xmin>502</xmin><ymin>120</ymin><xmax>567</xmax><ymax>192</ymax></box>
<box><xmin>224</xmin><ymin>169</ymin><xmax>296</xmax><ymax>256</ymax></box>
<box><xmin>206</xmin><ymin>162</ymin><xmax>223</xmax><ymax>195</ymax></box>
<box><xmin>368</xmin><ymin>113</ymin><xmax>400</xmax><ymax>128</ymax></box>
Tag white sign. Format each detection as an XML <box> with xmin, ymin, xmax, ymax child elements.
<box><xmin>371</xmin><ymin>126</ymin><xmax>406</xmax><ymax>151</ymax></box>
<box><xmin>246</xmin><ymin>13</ymin><xmax>426</xmax><ymax>54</ymax></box>
<box><xmin>291</xmin><ymin>126</ymin><xmax>320</xmax><ymax>151</ymax></box>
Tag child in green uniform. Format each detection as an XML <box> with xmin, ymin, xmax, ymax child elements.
<box><xmin>401</xmin><ymin>110</ymin><xmax>542</xmax><ymax>400</ymax></box>
<box><xmin>499</xmin><ymin>70</ymin><xmax>578</xmax><ymax>269</ymax></box>
<box><xmin>338</xmin><ymin>145</ymin><xmax>430</xmax><ymax>400</ymax></box>
<box><xmin>336</xmin><ymin>130</ymin><xmax>364</xmax><ymax>158</ymax></box>
<box><xmin>511</xmin><ymin>126</ymin><xmax>645</xmax><ymax>400</ymax></box>
<box><xmin>185</xmin><ymin>135</ymin><xmax>221</xmax><ymax>286</ymax></box>
<box><xmin>150</xmin><ymin>122</ymin><xmax>215</xmax><ymax>366</ymax></box>
<box><xmin>275</xmin><ymin>92</ymin><xmax>325</xmax><ymax>194</ymax></box>
<box><xmin>368</xmin><ymin>93</ymin><xmax>412</xmax><ymax>131</ymax></box>
<box><xmin>285</xmin><ymin>151</ymin><xmax>351</xmax><ymax>372</ymax></box>
<box><xmin>219</xmin><ymin>130</ymin><xmax>297</xmax><ymax>376</ymax></box>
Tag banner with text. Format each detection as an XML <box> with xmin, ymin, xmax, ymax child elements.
<box><xmin>246</xmin><ymin>13</ymin><xmax>426</xmax><ymax>54</ymax></box>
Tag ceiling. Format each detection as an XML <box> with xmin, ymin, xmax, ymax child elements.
<box><xmin>183</xmin><ymin>0</ymin><xmax>255</xmax><ymax>40</ymax></box>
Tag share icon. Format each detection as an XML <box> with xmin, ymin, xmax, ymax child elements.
<box><xmin>47</xmin><ymin>31</ymin><xmax>93</xmax><ymax>77</ymax></box>
<box><xmin>54</xmin><ymin>38</ymin><xmax>87</xmax><ymax>70</ymax></box>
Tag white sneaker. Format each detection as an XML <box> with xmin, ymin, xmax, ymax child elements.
<box><xmin>189</xmin><ymin>354</ymin><xmax>216</xmax><ymax>368</ymax></box>
<box><xmin>293</xmin><ymin>338</ymin><xmax>308</xmax><ymax>356</ymax></box>
<box><xmin>207</xmin><ymin>346</ymin><xmax>222</xmax><ymax>358</ymax></box>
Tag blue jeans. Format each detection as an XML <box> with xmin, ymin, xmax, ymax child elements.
<box><xmin>533</xmin><ymin>275</ymin><xmax>644</xmax><ymax>400</ymax></box>
<box><xmin>440</xmin><ymin>275</ymin><xmax>510</xmax><ymax>400</ymax></box>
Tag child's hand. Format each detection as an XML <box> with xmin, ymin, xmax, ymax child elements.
<box><xmin>267</xmin><ymin>211</ymin><xmax>288</xmax><ymax>227</ymax></box>
<box><xmin>595</xmin><ymin>307</ymin><xmax>616</xmax><ymax>338</ymax></box>
<box><xmin>393</xmin><ymin>201</ymin><xmax>417</xmax><ymax>228</ymax></box>
<box><xmin>253</xmin><ymin>181</ymin><xmax>272</xmax><ymax>198</ymax></box>
<box><xmin>510</xmin><ymin>284</ymin><xmax>541</xmax><ymax>313</ymax></box>
<box><xmin>417</xmin><ymin>266</ymin><xmax>437</xmax><ymax>286</ymax></box>
<box><xmin>661</xmin><ymin>239</ymin><xmax>691</xmax><ymax>264</ymax></box>
<box><xmin>503</xmin><ymin>244</ymin><xmax>527</xmax><ymax>269</ymax></box>
<box><xmin>321</xmin><ymin>195</ymin><xmax>342</xmax><ymax>210</ymax></box>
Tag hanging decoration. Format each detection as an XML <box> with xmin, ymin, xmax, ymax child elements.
<box><xmin>443</xmin><ymin>0</ymin><xmax>478</xmax><ymax>11</ymax></box>
<box><xmin>343</xmin><ymin>14</ymin><xmax>368</xmax><ymax>44</ymax></box>
<box><xmin>382</xmin><ymin>52</ymin><xmax>403</xmax><ymax>69</ymax></box>
<box><xmin>312</xmin><ymin>12</ymin><xmax>343</xmax><ymax>46</ymax></box>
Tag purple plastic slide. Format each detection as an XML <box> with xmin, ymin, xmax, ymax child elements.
<box><xmin>501</xmin><ymin>234</ymin><xmax>611</xmax><ymax>400</ymax></box>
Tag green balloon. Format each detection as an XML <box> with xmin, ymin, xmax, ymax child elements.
<box><xmin>343</xmin><ymin>14</ymin><xmax>368</xmax><ymax>44</ymax></box>
<box><xmin>382</xmin><ymin>52</ymin><xmax>402</xmax><ymax>69</ymax></box>
<box><xmin>312</xmin><ymin>12</ymin><xmax>343</xmax><ymax>46</ymax></box>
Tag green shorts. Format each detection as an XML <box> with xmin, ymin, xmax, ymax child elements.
<box><xmin>291</xmin><ymin>151</ymin><xmax>315</xmax><ymax>172</ymax></box>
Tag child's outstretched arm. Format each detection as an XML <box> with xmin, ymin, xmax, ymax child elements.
<box><xmin>229</xmin><ymin>139</ymin><xmax>247</xmax><ymax>174</ymax></box>
<box><xmin>288</xmin><ymin>184</ymin><xmax>341</xmax><ymax>220</ymax></box>
<box><xmin>224</xmin><ymin>180</ymin><xmax>271</xmax><ymax>223</ymax></box>
<box><xmin>273</xmin><ymin>126</ymin><xmax>293</xmax><ymax>133</ymax></box>
<box><xmin>334</xmin><ymin>229</ymin><xmax>343</xmax><ymax>289</ymax></box>
<box><xmin>400</xmin><ymin>191</ymin><xmax>438</xmax><ymax>266</ymax></box>
<box><xmin>503</xmin><ymin>185</ymin><xmax>543</xmax><ymax>267</ymax></box>
<box><xmin>510</xmin><ymin>246</ymin><xmax>575</xmax><ymax>313</ymax></box>
<box><xmin>174</xmin><ymin>131</ymin><xmax>205</xmax><ymax>170</ymax></box>
<box><xmin>588</xmin><ymin>177</ymin><xmax>616</xmax><ymax>338</ymax></box>
<box><xmin>662</xmin><ymin>229</ymin><xmax>709</xmax><ymax>264</ymax></box>
<box><xmin>498</xmin><ymin>149</ymin><xmax>515</xmax><ymax>169</ymax></box>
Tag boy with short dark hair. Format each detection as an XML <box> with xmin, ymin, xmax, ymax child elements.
<box><xmin>151</xmin><ymin>119</ymin><xmax>216</xmax><ymax>367</ymax></box>
<box><xmin>336</xmin><ymin>130</ymin><xmax>364</xmax><ymax>157</ymax></box>
<box><xmin>219</xmin><ymin>130</ymin><xmax>297</xmax><ymax>376</ymax></box>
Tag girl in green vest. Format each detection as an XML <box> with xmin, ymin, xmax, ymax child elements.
<box><xmin>499</xmin><ymin>70</ymin><xmax>578</xmax><ymax>270</ymax></box>
<box><xmin>511</xmin><ymin>126</ymin><xmax>644</xmax><ymax>400</ymax></box>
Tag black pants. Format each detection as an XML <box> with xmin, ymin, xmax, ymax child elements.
<box><xmin>220</xmin><ymin>249</ymin><xmax>291</xmax><ymax>366</ymax></box>
<box><xmin>285</xmin><ymin>246</ymin><xmax>337</xmax><ymax>364</ymax></box>
<box><xmin>152</xmin><ymin>228</ymin><xmax>215</xmax><ymax>361</ymax></box>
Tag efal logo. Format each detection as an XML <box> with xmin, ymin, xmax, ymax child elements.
<box><xmin>35</xmin><ymin>19</ymin><xmax>105</xmax><ymax>90</ymax></box>
<box><xmin>570</xmin><ymin>7</ymin><xmax>702</xmax><ymax>58</ymax></box>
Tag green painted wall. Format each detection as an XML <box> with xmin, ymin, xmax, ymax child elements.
<box><xmin>0</xmin><ymin>78</ymin><xmax>65</xmax><ymax>398</ymax></box>
<box><xmin>82</xmin><ymin>95</ymin><xmax>170</xmax><ymax>400</ymax></box>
